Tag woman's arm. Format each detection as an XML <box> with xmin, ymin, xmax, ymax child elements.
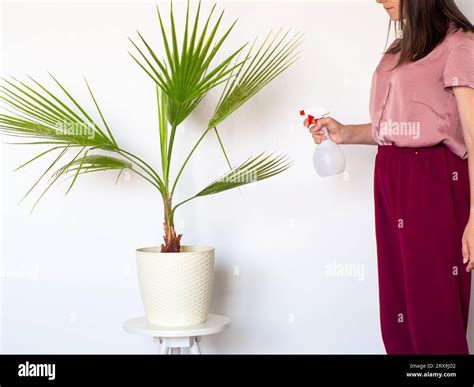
<box><xmin>454</xmin><ymin>86</ymin><xmax>474</xmax><ymax>272</ymax></box>
<box><xmin>342</xmin><ymin>123</ymin><xmax>378</xmax><ymax>145</ymax></box>
<box><xmin>304</xmin><ymin>118</ymin><xmax>377</xmax><ymax>145</ymax></box>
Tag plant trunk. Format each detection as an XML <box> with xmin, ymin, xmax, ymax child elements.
<box><xmin>161</xmin><ymin>221</ymin><xmax>182</xmax><ymax>252</ymax></box>
<box><xmin>161</xmin><ymin>196</ymin><xmax>182</xmax><ymax>253</ymax></box>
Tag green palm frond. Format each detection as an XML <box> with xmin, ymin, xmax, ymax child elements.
<box><xmin>156</xmin><ymin>86</ymin><xmax>170</xmax><ymax>187</ymax></box>
<box><xmin>170</xmin><ymin>28</ymin><xmax>301</xmax><ymax>194</ymax></box>
<box><xmin>56</xmin><ymin>153</ymin><xmax>132</xmax><ymax>194</ymax></box>
<box><xmin>129</xmin><ymin>0</ymin><xmax>248</xmax><ymax>125</ymax></box>
<box><xmin>171</xmin><ymin>153</ymin><xmax>291</xmax><ymax>217</ymax></box>
<box><xmin>196</xmin><ymin>153</ymin><xmax>291</xmax><ymax>196</ymax></box>
<box><xmin>0</xmin><ymin>75</ymin><xmax>117</xmax><ymax>148</ymax></box>
<box><xmin>0</xmin><ymin>75</ymin><xmax>121</xmax><ymax>205</ymax></box>
<box><xmin>209</xmin><ymin>29</ymin><xmax>302</xmax><ymax>128</ymax></box>
<box><xmin>50</xmin><ymin>153</ymin><xmax>130</xmax><ymax>197</ymax></box>
<box><xmin>0</xmin><ymin>76</ymin><xmax>165</xmax><ymax>208</ymax></box>
<box><xmin>56</xmin><ymin>154</ymin><xmax>132</xmax><ymax>175</ymax></box>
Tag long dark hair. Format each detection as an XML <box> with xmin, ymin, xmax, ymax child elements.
<box><xmin>386</xmin><ymin>0</ymin><xmax>473</xmax><ymax>67</ymax></box>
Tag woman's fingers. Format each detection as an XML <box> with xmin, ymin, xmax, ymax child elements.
<box><xmin>309</xmin><ymin>125</ymin><xmax>322</xmax><ymax>134</ymax></box>
<box><xmin>467</xmin><ymin>251</ymin><xmax>474</xmax><ymax>273</ymax></box>
<box><xmin>316</xmin><ymin>117</ymin><xmax>332</xmax><ymax>130</ymax></box>
<box><xmin>303</xmin><ymin>118</ymin><xmax>327</xmax><ymax>144</ymax></box>
<box><xmin>462</xmin><ymin>237</ymin><xmax>474</xmax><ymax>272</ymax></box>
<box><xmin>312</xmin><ymin>130</ymin><xmax>326</xmax><ymax>144</ymax></box>
<box><xmin>462</xmin><ymin>238</ymin><xmax>469</xmax><ymax>264</ymax></box>
<box><xmin>467</xmin><ymin>254</ymin><xmax>474</xmax><ymax>272</ymax></box>
<box><xmin>304</xmin><ymin>118</ymin><xmax>316</xmax><ymax>128</ymax></box>
<box><xmin>304</xmin><ymin>115</ymin><xmax>346</xmax><ymax>145</ymax></box>
<box><xmin>467</xmin><ymin>260</ymin><xmax>474</xmax><ymax>272</ymax></box>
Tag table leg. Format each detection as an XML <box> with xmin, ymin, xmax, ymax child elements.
<box><xmin>157</xmin><ymin>338</ymin><xmax>168</xmax><ymax>354</ymax></box>
<box><xmin>189</xmin><ymin>337</ymin><xmax>201</xmax><ymax>355</ymax></box>
<box><xmin>159</xmin><ymin>337</ymin><xmax>191</xmax><ymax>355</ymax></box>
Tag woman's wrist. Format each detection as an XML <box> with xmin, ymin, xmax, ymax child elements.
<box><xmin>341</xmin><ymin>124</ymin><xmax>354</xmax><ymax>144</ymax></box>
<box><xmin>468</xmin><ymin>208</ymin><xmax>474</xmax><ymax>223</ymax></box>
<box><xmin>342</xmin><ymin>123</ymin><xmax>376</xmax><ymax>145</ymax></box>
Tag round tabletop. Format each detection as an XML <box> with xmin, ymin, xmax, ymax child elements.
<box><xmin>123</xmin><ymin>314</ymin><xmax>231</xmax><ymax>338</ymax></box>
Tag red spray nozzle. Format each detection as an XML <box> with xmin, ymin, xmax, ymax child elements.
<box><xmin>299</xmin><ymin>109</ymin><xmax>317</xmax><ymax>126</ymax></box>
<box><xmin>300</xmin><ymin>107</ymin><xmax>330</xmax><ymax>127</ymax></box>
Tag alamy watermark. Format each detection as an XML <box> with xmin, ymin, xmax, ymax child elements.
<box><xmin>218</xmin><ymin>171</ymin><xmax>257</xmax><ymax>184</ymax></box>
<box><xmin>0</xmin><ymin>263</ymin><xmax>38</xmax><ymax>280</ymax></box>
<box><xmin>380</xmin><ymin>119</ymin><xmax>420</xmax><ymax>140</ymax></box>
<box><xmin>324</xmin><ymin>260</ymin><xmax>365</xmax><ymax>281</ymax></box>
<box><xmin>18</xmin><ymin>361</ymin><xmax>55</xmax><ymax>381</ymax></box>
<box><xmin>55</xmin><ymin>119</ymin><xmax>95</xmax><ymax>139</ymax></box>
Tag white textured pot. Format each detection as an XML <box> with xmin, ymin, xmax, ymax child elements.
<box><xmin>136</xmin><ymin>245</ymin><xmax>215</xmax><ymax>327</ymax></box>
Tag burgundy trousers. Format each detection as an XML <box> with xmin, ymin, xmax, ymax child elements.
<box><xmin>374</xmin><ymin>143</ymin><xmax>471</xmax><ymax>354</ymax></box>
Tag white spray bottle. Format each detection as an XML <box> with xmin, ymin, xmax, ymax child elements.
<box><xmin>299</xmin><ymin>107</ymin><xmax>346</xmax><ymax>177</ymax></box>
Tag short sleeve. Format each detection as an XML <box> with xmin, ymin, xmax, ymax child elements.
<box><xmin>443</xmin><ymin>38</ymin><xmax>474</xmax><ymax>89</ymax></box>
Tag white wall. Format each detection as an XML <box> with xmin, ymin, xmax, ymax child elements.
<box><xmin>1</xmin><ymin>0</ymin><xmax>473</xmax><ymax>354</ymax></box>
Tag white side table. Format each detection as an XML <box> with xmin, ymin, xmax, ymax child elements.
<box><xmin>123</xmin><ymin>314</ymin><xmax>231</xmax><ymax>354</ymax></box>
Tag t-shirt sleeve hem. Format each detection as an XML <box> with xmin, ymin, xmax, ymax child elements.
<box><xmin>443</xmin><ymin>78</ymin><xmax>474</xmax><ymax>89</ymax></box>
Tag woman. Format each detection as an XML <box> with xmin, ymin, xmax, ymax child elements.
<box><xmin>305</xmin><ymin>0</ymin><xmax>474</xmax><ymax>354</ymax></box>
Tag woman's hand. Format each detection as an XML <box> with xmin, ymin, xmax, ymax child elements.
<box><xmin>455</xmin><ymin>86</ymin><xmax>474</xmax><ymax>273</ymax></box>
<box><xmin>303</xmin><ymin>117</ymin><xmax>350</xmax><ymax>145</ymax></box>
<box><xmin>462</xmin><ymin>218</ymin><xmax>474</xmax><ymax>272</ymax></box>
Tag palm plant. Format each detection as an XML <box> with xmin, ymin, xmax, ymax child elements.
<box><xmin>0</xmin><ymin>1</ymin><xmax>301</xmax><ymax>252</ymax></box>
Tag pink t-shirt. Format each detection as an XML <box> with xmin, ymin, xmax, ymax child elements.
<box><xmin>369</xmin><ymin>28</ymin><xmax>474</xmax><ymax>159</ymax></box>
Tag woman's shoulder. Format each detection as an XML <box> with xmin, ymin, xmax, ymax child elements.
<box><xmin>387</xmin><ymin>38</ymin><xmax>401</xmax><ymax>51</ymax></box>
<box><xmin>444</xmin><ymin>28</ymin><xmax>474</xmax><ymax>48</ymax></box>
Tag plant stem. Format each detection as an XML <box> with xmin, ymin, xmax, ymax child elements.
<box><xmin>213</xmin><ymin>126</ymin><xmax>232</xmax><ymax>169</ymax></box>
<box><xmin>117</xmin><ymin>149</ymin><xmax>165</xmax><ymax>191</ymax></box>
<box><xmin>161</xmin><ymin>194</ymin><xmax>182</xmax><ymax>252</ymax></box>
<box><xmin>170</xmin><ymin>126</ymin><xmax>213</xmax><ymax>197</ymax></box>
<box><xmin>170</xmin><ymin>195</ymin><xmax>196</xmax><ymax>221</ymax></box>
<box><xmin>164</xmin><ymin>122</ymin><xmax>178</xmax><ymax>191</ymax></box>
<box><xmin>129</xmin><ymin>168</ymin><xmax>161</xmax><ymax>191</ymax></box>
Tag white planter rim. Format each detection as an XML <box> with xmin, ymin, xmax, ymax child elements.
<box><xmin>136</xmin><ymin>245</ymin><xmax>214</xmax><ymax>256</ymax></box>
